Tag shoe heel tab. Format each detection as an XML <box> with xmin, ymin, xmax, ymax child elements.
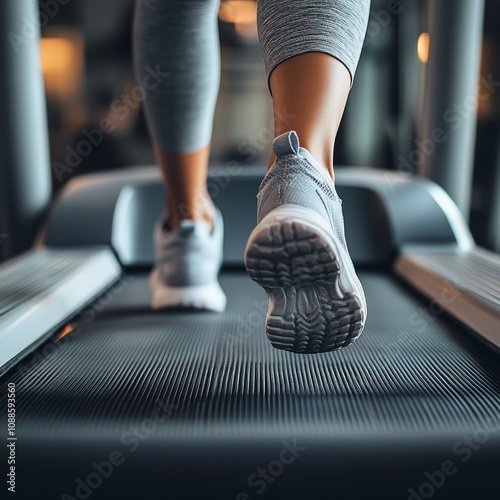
<box><xmin>273</xmin><ymin>131</ymin><xmax>299</xmax><ymax>157</ymax></box>
<box><xmin>179</xmin><ymin>220</ymin><xmax>197</xmax><ymax>236</ymax></box>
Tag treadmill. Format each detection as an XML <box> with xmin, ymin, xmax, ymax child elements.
<box><xmin>1</xmin><ymin>1</ymin><xmax>499</xmax><ymax>499</ymax></box>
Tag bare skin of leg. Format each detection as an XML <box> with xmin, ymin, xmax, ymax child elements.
<box><xmin>156</xmin><ymin>52</ymin><xmax>350</xmax><ymax>230</ymax></box>
<box><xmin>268</xmin><ymin>52</ymin><xmax>352</xmax><ymax>182</ymax></box>
<box><xmin>154</xmin><ymin>144</ymin><xmax>215</xmax><ymax>230</ymax></box>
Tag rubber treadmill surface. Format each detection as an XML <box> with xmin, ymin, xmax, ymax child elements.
<box><xmin>2</xmin><ymin>272</ymin><xmax>500</xmax><ymax>499</ymax></box>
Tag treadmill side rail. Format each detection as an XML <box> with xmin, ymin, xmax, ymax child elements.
<box><xmin>395</xmin><ymin>246</ymin><xmax>500</xmax><ymax>350</ymax></box>
<box><xmin>0</xmin><ymin>247</ymin><xmax>122</xmax><ymax>375</ymax></box>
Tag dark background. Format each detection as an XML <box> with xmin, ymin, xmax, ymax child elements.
<box><xmin>39</xmin><ymin>0</ymin><xmax>500</xmax><ymax>252</ymax></box>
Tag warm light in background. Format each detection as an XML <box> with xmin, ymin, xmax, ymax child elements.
<box><xmin>40</xmin><ymin>28</ymin><xmax>85</xmax><ymax>129</ymax></box>
<box><xmin>40</xmin><ymin>29</ymin><xmax>84</xmax><ymax>100</ymax></box>
<box><xmin>219</xmin><ymin>0</ymin><xmax>256</xmax><ymax>24</ymax></box>
<box><xmin>219</xmin><ymin>0</ymin><xmax>257</xmax><ymax>39</ymax></box>
<box><xmin>40</xmin><ymin>38</ymin><xmax>74</xmax><ymax>75</ymax></box>
<box><xmin>417</xmin><ymin>32</ymin><xmax>430</xmax><ymax>63</ymax></box>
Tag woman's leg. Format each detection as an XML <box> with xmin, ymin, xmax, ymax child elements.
<box><xmin>245</xmin><ymin>0</ymin><xmax>371</xmax><ymax>352</ymax></box>
<box><xmin>134</xmin><ymin>0</ymin><xmax>226</xmax><ymax>312</ymax></box>
<box><xmin>268</xmin><ymin>53</ymin><xmax>351</xmax><ymax>181</ymax></box>
<box><xmin>258</xmin><ymin>0</ymin><xmax>371</xmax><ymax>178</ymax></box>
<box><xmin>134</xmin><ymin>0</ymin><xmax>220</xmax><ymax>230</ymax></box>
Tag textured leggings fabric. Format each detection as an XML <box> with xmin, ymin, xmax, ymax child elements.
<box><xmin>133</xmin><ymin>0</ymin><xmax>370</xmax><ymax>153</ymax></box>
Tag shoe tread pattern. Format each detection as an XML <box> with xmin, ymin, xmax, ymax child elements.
<box><xmin>246</xmin><ymin>218</ymin><xmax>363</xmax><ymax>353</ymax></box>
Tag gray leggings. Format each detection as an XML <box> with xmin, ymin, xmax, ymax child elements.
<box><xmin>133</xmin><ymin>0</ymin><xmax>370</xmax><ymax>153</ymax></box>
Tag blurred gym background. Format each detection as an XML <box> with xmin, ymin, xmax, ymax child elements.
<box><xmin>39</xmin><ymin>0</ymin><xmax>500</xmax><ymax>251</ymax></box>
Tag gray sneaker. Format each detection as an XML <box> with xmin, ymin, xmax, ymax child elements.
<box><xmin>245</xmin><ymin>131</ymin><xmax>367</xmax><ymax>353</ymax></box>
<box><xmin>149</xmin><ymin>208</ymin><xmax>227</xmax><ymax>312</ymax></box>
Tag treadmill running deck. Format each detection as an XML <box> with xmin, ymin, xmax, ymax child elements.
<box><xmin>2</xmin><ymin>272</ymin><xmax>499</xmax><ymax>499</ymax></box>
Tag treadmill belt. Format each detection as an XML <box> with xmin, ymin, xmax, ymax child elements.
<box><xmin>4</xmin><ymin>272</ymin><xmax>500</xmax><ymax>435</ymax></box>
<box><xmin>2</xmin><ymin>272</ymin><xmax>500</xmax><ymax>499</ymax></box>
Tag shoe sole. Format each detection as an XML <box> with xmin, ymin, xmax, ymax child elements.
<box><xmin>149</xmin><ymin>269</ymin><xmax>227</xmax><ymax>313</ymax></box>
<box><xmin>245</xmin><ymin>204</ymin><xmax>365</xmax><ymax>354</ymax></box>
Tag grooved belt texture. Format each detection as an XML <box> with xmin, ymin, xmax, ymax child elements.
<box><xmin>2</xmin><ymin>272</ymin><xmax>500</xmax><ymax>439</ymax></box>
<box><xmin>0</xmin><ymin>249</ymin><xmax>96</xmax><ymax>317</ymax></box>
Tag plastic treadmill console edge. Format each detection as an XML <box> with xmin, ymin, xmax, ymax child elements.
<box><xmin>44</xmin><ymin>166</ymin><xmax>469</xmax><ymax>268</ymax></box>
<box><xmin>0</xmin><ymin>247</ymin><xmax>122</xmax><ymax>375</ymax></box>
<box><xmin>395</xmin><ymin>246</ymin><xmax>500</xmax><ymax>350</ymax></box>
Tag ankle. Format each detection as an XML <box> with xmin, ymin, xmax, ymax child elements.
<box><xmin>165</xmin><ymin>196</ymin><xmax>215</xmax><ymax>231</ymax></box>
<box><xmin>299</xmin><ymin>140</ymin><xmax>334</xmax><ymax>180</ymax></box>
<box><xmin>267</xmin><ymin>138</ymin><xmax>336</xmax><ymax>182</ymax></box>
